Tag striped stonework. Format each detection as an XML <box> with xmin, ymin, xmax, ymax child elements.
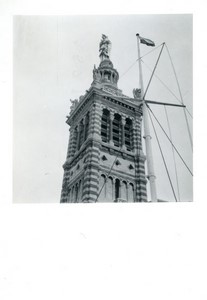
<box><xmin>60</xmin><ymin>167</ymin><xmax>70</xmax><ymax>203</ymax></box>
<box><xmin>66</xmin><ymin>126</ymin><xmax>75</xmax><ymax>160</ymax></box>
<box><xmin>82</xmin><ymin>144</ymin><xmax>101</xmax><ymax>202</ymax></box>
<box><xmin>89</xmin><ymin>97</ymin><xmax>102</xmax><ymax>142</ymax></box>
<box><xmin>133</xmin><ymin>109</ymin><xmax>148</xmax><ymax>201</ymax></box>
<box><xmin>82</xmin><ymin>99</ymin><xmax>102</xmax><ymax>202</ymax></box>
<box><xmin>60</xmin><ymin>56</ymin><xmax>148</xmax><ymax>203</ymax></box>
<box><xmin>70</xmin><ymin>126</ymin><xmax>78</xmax><ymax>157</ymax></box>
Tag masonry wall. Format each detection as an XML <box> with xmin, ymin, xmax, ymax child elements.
<box><xmin>60</xmin><ymin>90</ymin><xmax>148</xmax><ymax>203</ymax></box>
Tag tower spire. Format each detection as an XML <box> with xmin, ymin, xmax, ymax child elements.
<box><xmin>91</xmin><ymin>35</ymin><xmax>120</xmax><ymax>90</ymax></box>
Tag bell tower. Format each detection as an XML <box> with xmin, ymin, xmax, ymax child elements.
<box><xmin>60</xmin><ymin>35</ymin><xmax>147</xmax><ymax>203</ymax></box>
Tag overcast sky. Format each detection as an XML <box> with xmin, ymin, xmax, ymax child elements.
<box><xmin>13</xmin><ymin>15</ymin><xmax>193</xmax><ymax>203</ymax></box>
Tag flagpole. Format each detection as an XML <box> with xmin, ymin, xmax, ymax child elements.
<box><xmin>136</xmin><ymin>33</ymin><xmax>157</xmax><ymax>202</ymax></box>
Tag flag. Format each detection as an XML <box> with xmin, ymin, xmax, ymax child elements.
<box><xmin>140</xmin><ymin>36</ymin><xmax>155</xmax><ymax>47</ymax></box>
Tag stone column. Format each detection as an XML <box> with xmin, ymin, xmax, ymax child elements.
<box><xmin>119</xmin><ymin>181</ymin><xmax>122</xmax><ymax>199</ymax></box>
<box><xmin>121</xmin><ymin>116</ymin><xmax>126</xmax><ymax>150</ymax></box>
<box><xmin>112</xmin><ymin>178</ymin><xmax>116</xmax><ymax>201</ymax></box>
<box><xmin>109</xmin><ymin>111</ymin><xmax>114</xmax><ymax>145</ymax></box>
<box><xmin>82</xmin><ymin>102</ymin><xmax>101</xmax><ymax>203</ymax></box>
<box><xmin>75</xmin><ymin>184</ymin><xmax>79</xmax><ymax>203</ymax></box>
<box><xmin>82</xmin><ymin>116</ymin><xmax>87</xmax><ymax>142</ymax></box>
<box><xmin>78</xmin><ymin>180</ymin><xmax>83</xmax><ymax>202</ymax></box>
<box><xmin>71</xmin><ymin>126</ymin><xmax>78</xmax><ymax>156</ymax></box>
<box><xmin>126</xmin><ymin>182</ymin><xmax>128</xmax><ymax>202</ymax></box>
<box><xmin>89</xmin><ymin>101</ymin><xmax>102</xmax><ymax>142</ymax></box>
<box><xmin>133</xmin><ymin>111</ymin><xmax>147</xmax><ymax>202</ymax></box>
<box><xmin>131</xmin><ymin>119</ymin><xmax>135</xmax><ymax>152</ymax></box>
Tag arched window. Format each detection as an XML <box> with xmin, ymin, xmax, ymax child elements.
<box><xmin>104</xmin><ymin>71</ymin><xmax>110</xmax><ymax>81</ymax></box>
<box><xmin>125</xmin><ymin>118</ymin><xmax>134</xmax><ymax>151</ymax></box>
<box><xmin>128</xmin><ymin>183</ymin><xmax>134</xmax><ymax>202</ymax></box>
<box><xmin>122</xmin><ymin>181</ymin><xmax>127</xmax><ymax>201</ymax></box>
<box><xmin>105</xmin><ymin>176</ymin><xmax>113</xmax><ymax>202</ymax></box>
<box><xmin>115</xmin><ymin>178</ymin><xmax>120</xmax><ymax>201</ymax></box>
<box><xmin>101</xmin><ymin>109</ymin><xmax>110</xmax><ymax>143</ymax></box>
<box><xmin>99</xmin><ymin>174</ymin><xmax>106</xmax><ymax>202</ymax></box>
<box><xmin>113</xmin><ymin>114</ymin><xmax>122</xmax><ymax>147</ymax></box>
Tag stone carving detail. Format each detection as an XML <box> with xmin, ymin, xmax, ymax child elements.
<box><xmin>69</xmin><ymin>99</ymin><xmax>79</xmax><ymax>115</ymax></box>
<box><xmin>133</xmin><ymin>88</ymin><xmax>142</xmax><ymax>99</ymax></box>
<box><xmin>79</xmin><ymin>95</ymin><xmax>84</xmax><ymax>102</ymax></box>
<box><xmin>93</xmin><ymin>65</ymin><xmax>101</xmax><ymax>82</ymax></box>
<box><xmin>101</xmin><ymin>155</ymin><xmax>107</xmax><ymax>161</ymax></box>
<box><xmin>129</xmin><ymin>164</ymin><xmax>134</xmax><ymax>170</ymax></box>
<box><xmin>102</xmin><ymin>86</ymin><xmax>122</xmax><ymax>97</ymax></box>
<box><xmin>115</xmin><ymin>159</ymin><xmax>121</xmax><ymax>166</ymax></box>
<box><xmin>99</xmin><ymin>34</ymin><xmax>111</xmax><ymax>61</ymax></box>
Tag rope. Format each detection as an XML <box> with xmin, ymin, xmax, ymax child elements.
<box><xmin>147</xmin><ymin>106</ymin><xmax>178</xmax><ymax>202</ymax></box>
<box><xmin>164</xmin><ymin>106</ymin><xmax>181</xmax><ymax>201</ymax></box>
<box><xmin>119</xmin><ymin>60</ymin><xmax>138</xmax><ymax>78</ymax></box>
<box><xmin>147</xmin><ymin>105</ymin><xmax>193</xmax><ymax>176</ymax></box>
<box><xmin>143</xmin><ymin>43</ymin><xmax>165</xmax><ymax>99</ymax></box>
<box><xmin>119</xmin><ymin>43</ymin><xmax>164</xmax><ymax>79</ymax></box>
<box><xmin>95</xmin><ymin>145</ymin><xmax>122</xmax><ymax>202</ymax></box>
<box><xmin>140</xmin><ymin>43</ymin><xmax>165</xmax><ymax>61</ymax></box>
<box><xmin>142</xmin><ymin>59</ymin><xmax>193</xmax><ymax>119</ymax></box>
<box><xmin>96</xmin><ymin>113</ymin><xmax>143</xmax><ymax>202</ymax></box>
<box><xmin>165</xmin><ymin>44</ymin><xmax>193</xmax><ymax>151</ymax></box>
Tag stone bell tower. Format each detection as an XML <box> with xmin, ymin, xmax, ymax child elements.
<box><xmin>60</xmin><ymin>35</ymin><xmax>147</xmax><ymax>203</ymax></box>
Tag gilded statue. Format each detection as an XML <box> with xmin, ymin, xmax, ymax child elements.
<box><xmin>99</xmin><ymin>34</ymin><xmax>111</xmax><ymax>61</ymax></box>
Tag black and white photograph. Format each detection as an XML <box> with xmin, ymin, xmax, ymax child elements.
<box><xmin>13</xmin><ymin>15</ymin><xmax>193</xmax><ymax>203</ymax></box>
<box><xmin>0</xmin><ymin>2</ymin><xmax>207</xmax><ymax>300</ymax></box>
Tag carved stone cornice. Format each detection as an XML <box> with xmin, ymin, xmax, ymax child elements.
<box><xmin>66</xmin><ymin>87</ymin><xmax>142</xmax><ymax>126</ymax></box>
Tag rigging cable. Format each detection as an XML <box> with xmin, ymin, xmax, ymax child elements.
<box><xmin>119</xmin><ymin>43</ymin><xmax>164</xmax><ymax>79</ymax></box>
<box><xmin>95</xmin><ymin>110</ymin><xmax>143</xmax><ymax>202</ymax></box>
<box><xmin>96</xmin><ymin>124</ymin><xmax>144</xmax><ymax>202</ymax></box>
<box><xmin>165</xmin><ymin>44</ymin><xmax>193</xmax><ymax>151</ymax></box>
<box><xmin>164</xmin><ymin>106</ymin><xmax>181</xmax><ymax>201</ymax></box>
<box><xmin>143</xmin><ymin>43</ymin><xmax>165</xmax><ymax>99</ymax></box>
<box><xmin>141</xmin><ymin>59</ymin><xmax>193</xmax><ymax>119</ymax></box>
<box><xmin>119</xmin><ymin>60</ymin><xmax>139</xmax><ymax>79</ymax></box>
<box><xmin>147</xmin><ymin>105</ymin><xmax>178</xmax><ymax>202</ymax></box>
<box><xmin>95</xmin><ymin>146</ymin><xmax>121</xmax><ymax>202</ymax></box>
<box><xmin>147</xmin><ymin>105</ymin><xmax>193</xmax><ymax>176</ymax></box>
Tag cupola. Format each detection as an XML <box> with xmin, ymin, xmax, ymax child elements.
<box><xmin>92</xmin><ymin>34</ymin><xmax>119</xmax><ymax>89</ymax></box>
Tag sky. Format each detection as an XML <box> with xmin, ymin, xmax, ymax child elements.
<box><xmin>13</xmin><ymin>15</ymin><xmax>193</xmax><ymax>203</ymax></box>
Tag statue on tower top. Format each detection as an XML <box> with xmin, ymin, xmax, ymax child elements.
<box><xmin>99</xmin><ymin>34</ymin><xmax>111</xmax><ymax>61</ymax></box>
